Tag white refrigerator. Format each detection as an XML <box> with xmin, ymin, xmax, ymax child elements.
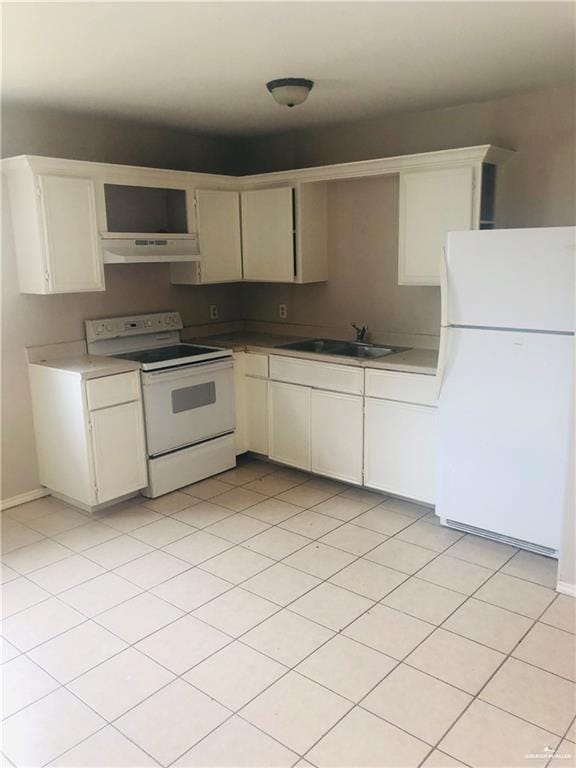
<box><xmin>437</xmin><ymin>226</ymin><xmax>575</xmax><ymax>555</ymax></box>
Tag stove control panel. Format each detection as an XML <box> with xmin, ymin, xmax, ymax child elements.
<box><xmin>85</xmin><ymin>312</ymin><xmax>183</xmax><ymax>342</ymax></box>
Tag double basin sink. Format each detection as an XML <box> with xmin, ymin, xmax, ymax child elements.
<box><xmin>275</xmin><ymin>338</ymin><xmax>410</xmax><ymax>360</ymax></box>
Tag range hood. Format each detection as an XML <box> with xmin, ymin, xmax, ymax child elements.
<box><xmin>100</xmin><ymin>233</ymin><xmax>200</xmax><ymax>264</ymax></box>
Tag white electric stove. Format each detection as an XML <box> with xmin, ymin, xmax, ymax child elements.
<box><xmin>86</xmin><ymin>311</ymin><xmax>236</xmax><ymax>497</ymax></box>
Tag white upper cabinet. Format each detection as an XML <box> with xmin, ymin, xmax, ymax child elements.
<box><xmin>39</xmin><ymin>175</ymin><xmax>104</xmax><ymax>293</ymax></box>
<box><xmin>4</xmin><ymin>147</ymin><xmax>510</xmax><ymax>293</ymax></box>
<box><xmin>171</xmin><ymin>189</ymin><xmax>242</xmax><ymax>284</ymax></box>
<box><xmin>241</xmin><ymin>187</ymin><xmax>295</xmax><ymax>282</ymax></box>
<box><xmin>4</xmin><ymin>162</ymin><xmax>104</xmax><ymax>294</ymax></box>
<box><xmin>398</xmin><ymin>165</ymin><xmax>475</xmax><ymax>286</ymax></box>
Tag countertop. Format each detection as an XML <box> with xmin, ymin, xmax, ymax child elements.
<box><xmin>191</xmin><ymin>332</ymin><xmax>439</xmax><ymax>375</ymax></box>
<box><xmin>29</xmin><ymin>355</ymin><xmax>142</xmax><ymax>380</ymax></box>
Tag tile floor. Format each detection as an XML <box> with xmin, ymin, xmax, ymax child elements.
<box><xmin>1</xmin><ymin>457</ymin><xmax>575</xmax><ymax>768</ymax></box>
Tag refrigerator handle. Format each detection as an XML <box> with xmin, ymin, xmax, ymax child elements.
<box><xmin>436</xmin><ymin>245</ymin><xmax>450</xmax><ymax>400</ymax></box>
<box><xmin>435</xmin><ymin>325</ymin><xmax>451</xmax><ymax>400</ymax></box>
<box><xmin>440</xmin><ymin>244</ymin><xmax>449</xmax><ymax>328</ymax></box>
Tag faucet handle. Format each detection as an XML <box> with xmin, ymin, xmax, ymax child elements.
<box><xmin>351</xmin><ymin>322</ymin><xmax>368</xmax><ymax>341</ymax></box>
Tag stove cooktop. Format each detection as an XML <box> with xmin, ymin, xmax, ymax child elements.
<box><xmin>113</xmin><ymin>343</ymin><xmax>231</xmax><ymax>369</ymax></box>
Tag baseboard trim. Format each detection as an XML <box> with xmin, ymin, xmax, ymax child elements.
<box><xmin>0</xmin><ymin>488</ymin><xmax>50</xmax><ymax>511</ymax></box>
<box><xmin>556</xmin><ymin>580</ymin><xmax>576</xmax><ymax>598</ymax></box>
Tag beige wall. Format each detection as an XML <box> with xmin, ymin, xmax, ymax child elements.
<box><xmin>3</xmin><ymin>85</ymin><xmax>575</xmax><ymax>503</ymax></box>
<box><xmin>239</xmin><ymin>85</ymin><xmax>576</xmax><ymax>226</ymax></box>
<box><xmin>239</xmin><ymin>85</ymin><xmax>575</xmax><ymax>332</ymax></box>
<box><xmin>243</xmin><ymin>175</ymin><xmax>440</xmax><ymax>342</ymax></box>
<box><xmin>1</xmin><ymin>104</ymin><xmax>236</xmax><ymax>173</ymax></box>
<box><xmin>1</xmin><ymin>107</ymin><xmax>242</xmax><ymax>500</ymax></box>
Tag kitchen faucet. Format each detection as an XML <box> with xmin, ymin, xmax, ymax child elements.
<box><xmin>351</xmin><ymin>323</ymin><xmax>368</xmax><ymax>341</ymax></box>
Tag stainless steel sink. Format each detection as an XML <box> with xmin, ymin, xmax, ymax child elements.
<box><xmin>275</xmin><ymin>339</ymin><xmax>410</xmax><ymax>359</ymax></box>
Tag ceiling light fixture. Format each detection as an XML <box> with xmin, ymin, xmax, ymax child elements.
<box><xmin>266</xmin><ymin>78</ymin><xmax>314</xmax><ymax>108</ymax></box>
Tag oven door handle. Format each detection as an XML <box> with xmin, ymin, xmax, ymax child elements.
<box><xmin>141</xmin><ymin>359</ymin><xmax>233</xmax><ymax>385</ymax></box>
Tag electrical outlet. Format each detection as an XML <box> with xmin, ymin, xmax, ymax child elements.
<box><xmin>209</xmin><ymin>305</ymin><xmax>218</xmax><ymax>320</ymax></box>
<box><xmin>279</xmin><ymin>303</ymin><xmax>288</xmax><ymax>320</ymax></box>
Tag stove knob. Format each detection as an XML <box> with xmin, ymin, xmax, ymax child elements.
<box><xmin>105</xmin><ymin>323</ymin><xmax>113</xmax><ymax>333</ymax></box>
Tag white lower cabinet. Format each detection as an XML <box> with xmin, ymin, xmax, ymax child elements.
<box><xmin>234</xmin><ymin>352</ymin><xmax>269</xmax><ymax>456</ymax></box>
<box><xmin>364</xmin><ymin>397</ymin><xmax>437</xmax><ymax>504</ymax></box>
<box><xmin>268</xmin><ymin>381</ymin><xmax>311</xmax><ymax>470</ymax></box>
<box><xmin>236</xmin><ymin>353</ymin><xmax>437</xmax><ymax>503</ymax></box>
<box><xmin>28</xmin><ymin>365</ymin><xmax>148</xmax><ymax>511</ymax></box>
<box><xmin>245</xmin><ymin>376</ymin><xmax>269</xmax><ymax>455</ymax></box>
<box><xmin>311</xmin><ymin>390</ymin><xmax>363</xmax><ymax>484</ymax></box>
<box><xmin>90</xmin><ymin>400</ymin><xmax>148</xmax><ymax>503</ymax></box>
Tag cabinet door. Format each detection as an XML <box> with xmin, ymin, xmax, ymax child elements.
<box><xmin>268</xmin><ymin>381</ymin><xmax>310</xmax><ymax>470</ymax></box>
<box><xmin>241</xmin><ymin>188</ymin><xmax>294</xmax><ymax>282</ymax></box>
<box><xmin>38</xmin><ymin>175</ymin><xmax>104</xmax><ymax>293</ymax></box>
<box><xmin>233</xmin><ymin>353</ymin><xmax>247</xmax><ymax>455</ymax></box>
<box><xmin>398</xmin><ymin>166</ymin><xmax>475</xmax><ymax>286</ymax></box>
<box><xmin>245</xmin><ymin>377</ymin><xmax>269</xmax><ymax>455</ymax></box>
<box><xmin>172</xmin><ymin>190</ymin><xmax>242</xmax><ymax>284</ymax></box>
<box><xmin>364</xmin><ymin>397</ymin><xmax>437</xmax><ymax>504</ymax></box>
<box><xmin>311</xmin><ymin>390</ymin><xmax>363</xmax><ymax>484</ymax></box>
<box><xmin>90</xmin><ymin>401</ymin><xmax>148</xmax><ymax>503</ymax></box>
<box><xmin>198</xmin><ymin>190</ymin><xmax>242</xmax><ymax>282</ymax></box>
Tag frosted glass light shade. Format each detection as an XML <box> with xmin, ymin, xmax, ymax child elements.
<box><xmin>266</xmin><ymin>78</ymin><xmax>314</xmax><ymax>108</ymax></box>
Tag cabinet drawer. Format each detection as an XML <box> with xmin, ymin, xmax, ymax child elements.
<box><xmin>86</xmin><ymin>371</ymin><xmax>140</xmax><ymax>410</ymax></box>
<box><xmin>244</xmin><ymin>353</ymin><xmax>269</xmax><ymax>378</ymax></box>
<box><xmin>365</xmin><ymin>369</ymin><xmax>437</xmax><ymax>406</ymax></box>
<box><xmin>269</xmin><ymin>355</ymin><xmax>363</xmax><ymax>395</ymax></box>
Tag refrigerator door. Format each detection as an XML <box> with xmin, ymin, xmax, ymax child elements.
<box><xmin>437</xmin><ymin>327</ymin><xmax>573</xmax><ymax>551</ymax></box>
<box><xmin>444</xmin><ymin>227</ymin><xmax>575</xmax><ymax>332</ymax></box>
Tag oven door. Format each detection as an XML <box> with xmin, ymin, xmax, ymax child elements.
<box><xmin>141</xmin><ymin>359</ymin><xmax>235</xmax><ymax>456</ymax></box>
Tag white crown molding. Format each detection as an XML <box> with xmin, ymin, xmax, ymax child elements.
<box><xmin>2</xmin><ymin>144</ymin><xmax>514</xmax><ymax>192</ymax></box>
<box><xmin>239</xmin><ymin>144</ymin><xmax>515</xmax><ymax>188</ymax></box>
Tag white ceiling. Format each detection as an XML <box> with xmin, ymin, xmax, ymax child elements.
<box><xmin>2</xmin><ymin>1</ymin><xmax>575</xmax><ymax>137</ymax></box>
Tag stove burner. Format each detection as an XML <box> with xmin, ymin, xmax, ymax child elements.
<box><xmin>114</xmin><ymin>344</ymin><xmax>224</xmax><ymax>365</ymax></box>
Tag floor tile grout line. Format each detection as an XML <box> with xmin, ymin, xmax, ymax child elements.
<box><xmin>4</xmin><ymin>626</ymin><xmax>569</xmax><ymax>756</ymax></box>
<box><xmin>2</xmin><ymin>489</ymin><xmax>195</xmax><ymax>557</ymax></box>
<box><xmin>2</xmin><ymin>558</ymin><xmax>172</xmax><ymax>624</ymax></box>
<box><xmin>1</xmin><ymin>462</ymin><xmax>569</xmax><ymax>767</ymax></box>
<box><xmin>42</xmin><ymin>719</ymin><xmax>163</xmax><ymax>768</ymax></box>
<box><xmin>137</xmin><ymin>490</ymin><xmax>473</xmax><ymax>762</ymax></box>
<box><xmin>0</xmin><ymin>546</ymin><xmax>565</xmax><ymax>697</ymax></box>
<box><xmin>297</xmin><ymin>535</ymin><xmax>553</xmax><ymax>766</ymax></box>
<box><xmin>545</xmin><ymin>715</ymin><xmax>576</xmax><ymax>767</ymax></box>
<box><xmin>69</xmin><ymin>469</ymin><xmax>575</xmax><ymax>762</ymax></box>
<box><xmin>1</xmin><ymin>475</ymin><xmax>414</xmax><ymax>762</ymax></box>
<box><xmin>4</xmin><ymin>485</ymin><xmax>566</xmax><ymax>688</ymax></box>
<box><xmin>26</xmin><ymin>466</ymin><xmax>311</xmax><ymax>766</ymax></box>
<box><xmin>407</xmin><ymin>548</ymin><xmax>569</xmax><ymax>766</ymax></box>
<box><xmin>2</xmin><ymin>503</ymin><xmax>257</xmax><ymax>617</ymax></box>
<box><xmin>2</xmin><ymin>470</ymin><xmax>555</xmax><ymax>592</ymax></box>
<box><xmin>10</xmin><ymin>502</ymin><xmax>322</xmax><ymax>662</ymax></box>
<box><xmin>2</xmin><ymin>499</ymin><xmax>140</xmax><ymax>546</ymax></box>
